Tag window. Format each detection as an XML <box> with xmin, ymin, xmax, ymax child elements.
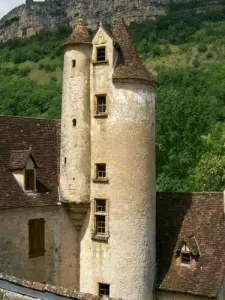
<box><xmin>96</xmin><ymin>95</ymin><xmax>107</xmax><ymax>115</ymax></box>
<box><xmin>95</xmin><ymin>199</ymin><xmax>106</xmax><ymax>235</ymax></box>
<box><xmin>181</xmin><ymin>253</ymin><xmax>191</xmax><ymax>264</ymax></box>
<box><xmin>25</xmin><ymin>169</ymin><xmax>35</xmax><ymax>191</ymax></box>
<box><xmin>97</xmin><ymin>47</ymin><xmax>106</xmax><ymax>62</ymax></box>
<box><xmin>96</xmin><ymin>163</ymin><xmax>106</xmax><ymax>179</ymax></box>
<box><xmin>99</xmin><ymin>283</ymin><xmax>110</xmax><ymax>296</ymax></box>
<box><xmin>72</xmin><ymin>60</ymin><xmax>76</xmax><ymax>68</ymax></box>
<box><xmin>72</xmin><ymin>118</ymin><xmax>77</xmax><ymax>127</ymax></box>
<box><xmin>28</xmin><ymin>218</ymin><xmax>45</xmax><ymax>258</ymax></box>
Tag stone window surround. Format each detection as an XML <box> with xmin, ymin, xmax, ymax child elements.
<box><xmin>92</xmin><ymin>45</ymin><xmax>109</xmax><ymax>65</ymax></box>
<box><xmin>91</xmin><ymin>198</ymin><xmax>110</xmax><ymax>242</ymax></box>
<box><xmin>94</xmin><ymin>94</ymin><xmax>108</xmax><ymax>118</ymax></box>
<box><xmin>93</xmin><ymin>163</ymin><xmax>109</xmax><ymax>184</ymax></box>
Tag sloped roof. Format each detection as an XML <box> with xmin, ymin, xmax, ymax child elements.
<box><xmin>156</xmin><ymin>192</ymin><xmax>225</xmax><ymax>298</ymax></box>
<box><xmin>0</xmin><ymin>116</ymin><xmax>60</xmax><ymax>210</ymax></box>
<box><xmin>111</xmin><ymin>12</ymin><xmax>156</xmax><ymax>86</ymax></box>
<box><xmin>9</xmin><ymin>149</ymin><xmax>38</xmax><ymax>170</ymax></box>
<box><xmin>64</xmin><ymin>22</ymin><xmax>92</xmax><ymax>47</ymax></box>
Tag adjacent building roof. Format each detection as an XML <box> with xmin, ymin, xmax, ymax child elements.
<box><xmin>0</xmin><ymin>116</ymin><xmax>60</xmax><ymax>210</ymax></box>
<box><xmin>111</xmin><ymin>12</ymin><xmax>156</xmax><ymax>86</ymax></box>
<box><xmin>64</xmin><ymin>21</ymin><xmax>92</xmax><ymax>47</ymax></box>
<box><xmin>0</xmin><ymin>273</ymin><xmax>115</xmax><ymax>299</ymax></box>
<box><xmin>156</xmin><ymin>192</ymin><xmax>225</xmax><ymax>298</ymax></box>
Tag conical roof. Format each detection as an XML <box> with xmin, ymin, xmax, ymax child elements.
<box><xmin>64</xmin><ymin>20</ymin><xmax>92</xmax><ymax>47</ymax></box>
<box><xmin>112</xmin><ymin>12</ymin><xmax>156</xmax><ymax>86</ymax></box>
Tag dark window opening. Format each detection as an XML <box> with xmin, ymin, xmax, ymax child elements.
<box><xmin>97</xmin><ymin>47</ymin><xmax>106</xmax><ymax>62</ymax></box>
<box><xmin>181</xmin><ymin>252</ymin><xmax>191</xmax><ymax>264</ymax></box>
<box><xmin>96</xmin><ymin>215</ymin><xmax>106</xmax><ymax>234</ymax></box>
<box><xmin>96</xmin><ymin>163</ymin><xmax>106</xmax><ymax>179</ymax></box>
<box><xmin>64</xmin><ymin>157</ymin><xmax>67</xmax><ymax>164</ymax></box>
<box><xmin>99</xmin><ymin>283</ymin><xmax>110</xmax><ymax>296</ymax></box>
<box><xmin>72</xmin><ymin>60</ymin><xmax>76</xmax><ymax>68</ymax></box>
<box><xmin>72</xmin><ymin>118</ymin><xmax>77</xmax><ymax>127</ymax></box>
<box><xmin>25</xmin><ymin>169</ymin><xmax>35</xmax><ymax>191</ymax></box>
<box><xmin>96</xmin><ymin>95</ymin><xmax>106</xmax><ymax>114</ymax></box>
<box><xmin>29</xmin><ymin>218</ymin><xmax>45</xmax><ymax>258</ymax></box>
<box><xmin>96</xmin><ymin>199</ymin><xmax>106</xmax><ymax>212</ymax></box>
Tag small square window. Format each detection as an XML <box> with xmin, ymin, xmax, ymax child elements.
<box><xmin>99</xmin><ymin>283</ymin><xmax>110</xmax><ymax>296</ymax></box>
<box><xmin>181</xmin><ymin>253</ymin><xmax>191</xmax><ymax>264</ymax></box>
<box><xmin>96</xmin><ymin>95</ymin><xmax>107</xmax><ymax>115</ymax></box>
<box><xmin>25</xmin><ymin>169</ymin><xmax>35</xmax><ymax>191</ymax></box>
<box><xmin>96</xmin><ymin>199</ymin><xmax>106</xmax><ymax>212</ymax></box>
<box><xmin>97</xmin><ymin>47</ymin><xmax>106</xmax><ymax>62</ymax></box>
<box><xmin>96</xmin><ymin>163</ymin><xmax>106</xmax><ymax>179</ymax></box>
<box><xmin>72</xmin><ymin>60</ymin><xmax>76</xmax><ymax>68</ymax></box>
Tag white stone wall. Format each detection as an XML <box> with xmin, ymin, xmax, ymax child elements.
<box><xmin>60</xmin><ymin>44</ymin><xmax>92</xmax><ymax>203</ymax></box>
<box><xmin>79</xmin><ymin>27</ymin><xmax>156</xmax><ymax>300</ymax></box>
<box><xmin>0</xmin><ymin>206</ymin><xmax>79</xmax><ymax>290</ymax></box>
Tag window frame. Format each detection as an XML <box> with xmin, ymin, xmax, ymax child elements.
<box><xmin>96</xmin><ymin>46</ymin><xmax>106</xmax><ymax>62</ymax></box>
<box><xmin>28</xmin><ymin>218</ymin><xmax>45</xmax><ymax>259</ymax></box>
<box><xmin>92</xmin><ymin>198</ymin><xmax>110</xmax><ymax>241</ymax></box>
<box><xmin>24</xmin><ymin>169</ymin><xmax>36</xmax><ymax>191</ymax></box>
<box><xmin>98</xmin><ymin>283</ymin><xmax>110</xmax><ymax>297</ymax></box>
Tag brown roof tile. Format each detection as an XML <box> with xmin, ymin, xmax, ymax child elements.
<box><xmin>156</xmin><ymin>192</ymin><xmax>225</xmax><ymax>297</ymax></box>
<box><xmin>111</xmin><ymin>12</ymin><xmax>156</xmax><ymax>86</ymax></box>
<box><xmin>64</xmin><ymin>22</ymin><xmax>92</xmax><ymax>47</ymax></box>
<box><xmin>9</xmin><ymin>149</ymin><xmax>38</xmax><ymax>170</ymax></box>
<box><xmin>0</xmin><ymin>116</ymin><xmax>60</xmax><ymax>210</ymax></box>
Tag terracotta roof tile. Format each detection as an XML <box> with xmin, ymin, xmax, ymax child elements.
<box><xmin>0</xmin><ymin>116</ymin><xmax>60</xmax><ymax>210</ymax></box>
<box><xmin>64</xmin><ymin>22</ymin><xmax>92</xmax><ymax>47</ymax></box>
<box><xmin>111</xmin><ymin>12</ymin><xmax>156</xmax><ymax>86</ymax></box>
<box><xmin>156</xmin><ymin>192</ymin><xmax>225</xmax><ymax>297</ymax></box>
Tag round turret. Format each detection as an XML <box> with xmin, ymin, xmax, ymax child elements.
<box><xmin>60</xmin><ymin>20</ymin><xmax>92</xmax><ymax>204</ymax></box>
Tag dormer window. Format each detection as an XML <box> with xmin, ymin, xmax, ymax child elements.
<box><xmin>175</xmin><ymin>236</ymin><xmax>200</xmax><ymax>266</ymax></box>
<box><xmin>9</xmin><ymin>149</ymin><xmax>39</xmax><ymax>193</ymax></box>
<box><xmin>97</xmin><ymin>47</ymin><xmax>106</xmax><ymax>62</ymax></box>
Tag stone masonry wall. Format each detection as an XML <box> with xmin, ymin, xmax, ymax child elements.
<box><xmin>0</xmin><ymin>206</ymin><xmax>79</xmax><ymax>290</ymax></box>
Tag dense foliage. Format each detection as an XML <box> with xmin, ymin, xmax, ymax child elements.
<box><xmin>1</xmin><ymin>2</ymin><xmax>225</xmax><ymax>191</ymax></box>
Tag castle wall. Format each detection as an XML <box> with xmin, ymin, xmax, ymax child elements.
<box><xmin>0</xmin><ymin>206</ymin><xmax>79</xmax><ymax>290</ymax></box>
<box><xmin>60</xmin><ymin>44</ymin><xmax>92</xmax><ymax>203</ymax></box>
<box><xmin>79</xmin><ymin>27</ymin><xmax>156</xmax><ymax>300</ymax></box>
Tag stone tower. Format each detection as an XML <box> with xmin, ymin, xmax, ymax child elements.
<box><xmin>61</xmin><ymin>13</ymin><xmax>156</xmax><ymax>300</ymax></box>
<box><xmin>60</xmin><ymin>21</ymin><xmax>92</xmax><ymax>207</ymax></box>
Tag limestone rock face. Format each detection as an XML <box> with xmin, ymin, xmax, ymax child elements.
<box><xmin>0</xmin><ymin>0</ymin><xmax>223</xmax><ymax>42</ymax></box>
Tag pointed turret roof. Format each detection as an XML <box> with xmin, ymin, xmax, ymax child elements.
<box><xmin>112</xmin><ymin>12</ymin><xmax>156</xmax><ymax>86</ymax></box>
<box><xmin>64</xmin><ymin>18</ymin><xmax>92</xmax><ymax>47</ymax></box>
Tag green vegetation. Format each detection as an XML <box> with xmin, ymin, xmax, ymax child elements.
<box><xmin>1</xmin><ymin>3</ymin><xmax>225</xmax><ymax>191</ymax></box>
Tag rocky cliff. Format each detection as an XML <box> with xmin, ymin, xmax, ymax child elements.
<box><xmin>0</xmin><ymin>0</ymin><xmax>224</xmax><ymax>42</ymax></box>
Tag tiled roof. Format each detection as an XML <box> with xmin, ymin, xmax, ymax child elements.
<box><xmin>9</xmin><ymin>149</ymin><xmax>38</xmax><ymax>170</ymax></box>
<box><xmin>64</xmin><ymin>22</ymin><xmax>92</xmax><ymax>47</ymax></box>
<box><xmin>0</xmin><ymin>116</ymin><xmax>60</xmax><ymax>210</ymax></box>
<box><xmin>156</xmin><ymin>192</ymin><xmax>225</xmax><ymax>297</ymax></box>
<box><xmin>0</xmin><ymin>273</ymin><xmax>115</xmax><ymax>299</ymax></box>
<box><xmin>111</xmin><ymin>12</ymin><xmax>156</xmax><ymax>86</ymax></box>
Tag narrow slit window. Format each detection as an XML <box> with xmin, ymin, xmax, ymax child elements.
<box><xmin>96</xmin><ymin>163</ymin><xmax>106</xmax><ymax>179</ymax></box>
<box><xmin>97</xmin><ymin>47</ymin><xmax>106</xmax><ymax>62</ymax></box>
<box><xmin>72</xmin><ymin>118</ymin><xmax>77</xmax><ymax>127</ymax></box>
<box><xmin>72</xmin><ymin>60</ymin><xmax>76</xmax><ymax>68</ymax></box>
<box><xmin>96</xmin><ymin>95</ymin><xmax>106</xmax><ymax>114</ymax></box>
<box><xmin>99</xmin><ymin>283</ymin><xmax>110</xmax><ymax>296</ymax></box>
<box><xmin>25</xmin><ymin>169</ymin><xmax>35</xmax><ymax>191</ymax></box>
